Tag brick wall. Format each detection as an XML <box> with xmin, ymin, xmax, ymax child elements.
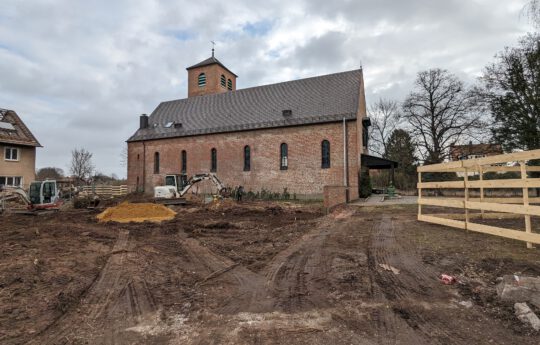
<box><xmin>187</xmin><ymin>64</ymin><xmax>237</xmax><ymax>98</ymax></box>
<box><xmin>323</xmin><ymin>185</ymin><xmax>349</xmax><ymax>210</ymax></box>
<box><xmin>127</xmin><ymin>121</ymin><xmax>361</xmax><ymax>199</ymax></box>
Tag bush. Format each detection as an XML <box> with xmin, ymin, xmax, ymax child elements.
<box><xmin>359</xmin><ymin>170</ymin><xmax>372</xmax><ymax>198</ymax></box>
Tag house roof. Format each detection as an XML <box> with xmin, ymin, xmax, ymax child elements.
<box><xmin>0</xmin><ymin>109</ymin><xmax>42</xmax><ymax>147</ymax></box>
<box><xmin>128</xmin><ymin>69</ymin><xmax>363</xmax><ymax>142</ymax></box>
<box><xmin>186</xmin><ymin>56</ymin><xmax>238</xmax><ymax>77</ymax></box>
<box><xmin>450</xmin><ymin>143</ymin><xmax>503</xmax><ymax>160</ymax></box>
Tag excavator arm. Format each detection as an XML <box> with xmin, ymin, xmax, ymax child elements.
<box><xmin>0</xmin><ymin>187</ymin><xmax>31</xmax><ymax>212</ymax></box>
<box><xmin>178</xmin><ymin>173</ymin><xmax>226</xmax><ymax>197</ymax></box>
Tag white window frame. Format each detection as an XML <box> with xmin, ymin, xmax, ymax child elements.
<box><xmin>4</xmin><ymin>147</ymin><xmax>20</xmax><ymax>161</ymax></box>
<box><xmin>0</xmin><ymin>176</ymin><xmax>23</xmax><ymax>187</ymax></box>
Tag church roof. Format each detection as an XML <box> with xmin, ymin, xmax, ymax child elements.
<box><xmin>0</xmin><ymin>108</ymin><xmax>42</xmax><ymax>147</ymax></box>
<box><xmin>186</xmin><ymin>56</ymin><xmax>238</xmax><ymax>77</ymax></box>
<box><xmin>127</xmin><ymin>69</ymin><xmax>362</xmax><ymax>142</ymax></box>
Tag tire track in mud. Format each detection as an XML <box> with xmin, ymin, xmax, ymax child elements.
<box><xmin>367</xmin><ymin>215</ymin><xmax>517</xmax><ymax>345</ymax></box>
<box><xmin>29</xmin><ymin>230</ymin><xmax>159</xmax><ymax>345</ymax></box>
<box><xmin>182</xmin><ymin>237</ymin><xmax>272</xmax><ymax>314</ymax></box>
<box><xmin>263</xmin><ymin>219</ymin><xmax>335</xmax><ymax>312</ymax></box>
<box><xmin>178</xmin><ymin>216</ymin><xmax>379</xmax><ymax>344</ymax></box>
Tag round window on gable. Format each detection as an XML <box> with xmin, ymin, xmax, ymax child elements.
<box><xmin>220</xmin><ymin>74</ymin><xmax>226</xmax><ymax>88</ymax></box>
<box><xmin>198</xmin><ymin>73</ymin><xmax>206</xmax><ymax>87</ymax></box>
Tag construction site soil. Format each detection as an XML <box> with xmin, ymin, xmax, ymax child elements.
<box><xmin>1</xmin><ymin>201</ymin><xmax>540</xmax><ymax>344</ymax></box>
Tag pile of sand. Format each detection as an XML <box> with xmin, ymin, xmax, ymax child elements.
<box><xmin>96</xmin><ymin>202</ymin><xmax>176</xmax><ymax>223</ymax></box>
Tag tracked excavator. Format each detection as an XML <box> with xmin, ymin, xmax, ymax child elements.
<box><xmin>154</xmin><ymin>173</ymin><xmax>228</xmax><ymax>205</ymax></box>
<box><xmin>0</xmin><ymin>180</ymin><xmax>63</xmax><ymax>213</ymax></box>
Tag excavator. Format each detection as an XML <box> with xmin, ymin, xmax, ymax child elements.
<box><xmin>0</xmin><ymin>180</ymin><xmax>63</xmax><ymax>213</ymax></box>
<box><xmin>154</xmin><ymin>173</ymin><xmax>228</xmax><ymax>205</ymax></box>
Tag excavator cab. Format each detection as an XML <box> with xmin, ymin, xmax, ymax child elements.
<box><xmin>28</xmin><ymin>180</ymin><xmax>61</xmax><ymax>209</ymax></box>
<box><xmin>164</xmin><ymin>174</ymin><xmax>187</xmax><ymax>192</ymax></box>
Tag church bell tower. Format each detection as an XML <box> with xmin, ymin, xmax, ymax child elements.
<box><xmin>186</xmin><ymin>48</ymin><xmax>238</xmax><ymax>98</ymax></box>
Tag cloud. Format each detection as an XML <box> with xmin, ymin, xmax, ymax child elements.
<box><xmin>0</xmin><ymin>0</ymin><xmax>534</xmax><ymax>177</ymax></box>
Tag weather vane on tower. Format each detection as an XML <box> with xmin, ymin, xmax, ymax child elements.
<box><xmin>211</xmin><ymin>41</ymin><xmax>215</xmax><ymax>57</ymax></box>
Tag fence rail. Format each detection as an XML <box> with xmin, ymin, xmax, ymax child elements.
<box><xmin>81</xmin><ymin>185</ymin><xmax>128</xmax><ymax>197</ymax></box>
<box><xmin>417</xmin><ymin>148</ymin><xmax>540</xmax><ymax>248</ymax></box>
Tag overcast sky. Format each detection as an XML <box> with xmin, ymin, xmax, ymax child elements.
<box><xmin>0</xmin><ymin>0</ymin><xmax>534</xmax><ymax>177</ymax></box>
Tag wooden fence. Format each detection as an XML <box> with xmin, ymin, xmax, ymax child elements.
<box><xmin>417</xmin><ymin>149</ymin><xmax>540</xmax><ymax>248</ymax></box>
<box><xmin>81</xmin><ymin>185</ymin><xmax>128</xmax><ymax>197</ymax></box>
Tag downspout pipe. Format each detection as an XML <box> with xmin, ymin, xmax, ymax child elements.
<box><xmin>343</xmin><ymin>117</ymin><xmax>349</xmax><ymax>188</ymax></box>
<box><xmin>142</xmin><ymin>141</ymin><xmax>146</xmax><ymax>193</ymax></box>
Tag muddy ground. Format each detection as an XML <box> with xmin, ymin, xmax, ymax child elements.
<box><xmin>1</xmin><ymin>201</ymin><xmax>540</xmax><ymax>344</ymax></box>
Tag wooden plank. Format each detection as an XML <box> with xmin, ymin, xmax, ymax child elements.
<box><xmin>466</xmin><ymin>178</ymin><xmax>540</xmax><ymax>189</ymax></box>
<box><xmin>420</xmin><ymin>197</ymin><xmax>540</xmax><ymax>203</ymax></box>
<box><xmin>417</xmin><ymin>160</ymin><xmax>463</xmax><ymax>172</ymax></box>
<box><xmin>464</xmin><ymin>168</ymin><xmax>470</xmax><ymax>230</ymax></box>
<box><xmin>417</xmin><ymin>181</ymin><xmax>465</xmax><ymax>189</ymax></box>
<box><xmin>468</xmin><ymin>197</ymin><xmax>540</xmax><ymax>204</ymax></box>
<box><xmin>418</xmin><ymin>172</ymin><xmax>422</xmax><ymax>218</ymax></box>
<box><xmin>484</xmin><ymin>166</ymin><xmax>540</xmax><ymax>173</ymax></box>
<box><xmin>465</xmin><ymin>200</ymin><xmax>540</xmax><ymax>216</ymax></box>
<box><xmin>428</xmin><ymin>212</ymin><xmax>522</xmax><ymax>220</ymax></box>
<box><xmin>461</xmin><ymin>149</ymin><xmax>540</xmax><ymax>168</ymax></box>
<box><xmin>419</xmin><ymin>165</ymin><xmax>540</xmax><ymax>173</ymax></box>
<box><xmin>419</xmin><ymin>198</ymin><xmax>464</xmax><ymax>208</ymax></box>
<box><xmin>417</xmin><ymin>150</ymin><xmax>540</xmax><ymax>173</ymax></box>
<box><xmin>479</xmin><ymin>166</ymin><xmax>484</xmax><ymax>219</ymax></box>
<box><xmin>418</xmin><ymin>214</ymin><xmax>467</xmax><ymax>229</ymax></box>
<box><xmin>467</xmin><ymin>222</ymin><xmax>540</xmax><ymax>245</ymax></box>
<box><xmin>521</xmin><ymin>162</ymin><xmax>533</xmax><ymax>248</ymax></box>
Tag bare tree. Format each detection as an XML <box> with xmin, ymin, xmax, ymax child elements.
<box><xmin>70</xmin><ymin>148</ymin><xmax>94</xmax><ymax>184</ymax></box>
<box><xmin>120</xmin><ymin>145</ymin><xmax>128</xmax><ymax>168</ymax></box>
<box><xmin>403</xmin><ymin>68</ymin><xmax>483</xmax><ymax>164</ymax></box>
<box><xmin>368</xmin><ymin>98</ymin><xmax>401</xmax><ymax>157</ymax></box>
<box><xmin>526</xmin><ymin>0</ymin><xmax>540</xmax><ymax>27</ymax></box>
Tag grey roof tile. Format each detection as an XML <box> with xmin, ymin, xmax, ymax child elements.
<box><xmin>0</xmin><ymin>109</ymin><xmax>41</xmax><ymax>147</ymax></box>
<box><xmin>186</xmin><ymin>56</ymin><xmax>238</xmax><ymax>77</ymax></box>
<box><xmin>127</xmin><ymin>69</ymin><xmax>362</xmax><ymax>142</ymax></box>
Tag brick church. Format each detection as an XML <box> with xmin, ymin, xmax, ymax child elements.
<box><xmin>127</xmin><ymin>53</ymin><xmax>394</xmax><ymax>200</ymax></box>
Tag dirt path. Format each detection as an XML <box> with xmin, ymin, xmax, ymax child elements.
<box><xmin>12</xmin><ymin>205</ymin><xmax>540</xmax><ymax>344</ymax></box>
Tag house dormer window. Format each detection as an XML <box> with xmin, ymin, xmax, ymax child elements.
<box><xmin>227</xmin><ymin>79</ymin><xmax>232</xmax><ymax>90</ymax></box>
<box><xmin>198</xmin><ymin>73</ymin><xmax>206</xmax><ymax>87</ymax></box>
<box><xmin>221</xmin><ymin>75</ymin><xmax>226</xmax><ymax>87</ymax></box>
<box><xmin>4</xmin><ymin>147</ymin><xmax>19</xmax><ymax>161</ymax></box>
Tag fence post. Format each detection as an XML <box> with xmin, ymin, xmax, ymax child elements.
<box><xmin>464</xmin><ymin>168</ymin><xmax>469</xmax><ymax>231</ymax></box>
<box><xmin>479</xmin><ymin>165</ymin><xmax>484</xmax><ymax>220</ymax></box>
<box><xmin>520</xmin><ymin>161</ymin><xmax>533</xmax><ymax>249</ymax></box>
<box><xmin>418</xmin><ymin>171</ymin><xmax>422</xmax><ymax>219</ymax></box>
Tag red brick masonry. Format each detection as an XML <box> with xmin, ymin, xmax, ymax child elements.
<box><xmin>128</xmin><ymin>121</ymin><xmax>360</xmax><ymax>199</ymax></box>
<box><xmin>323</xmin><ymin>185</ymin><xmax>349</xmax><ymax>210</ymax></box>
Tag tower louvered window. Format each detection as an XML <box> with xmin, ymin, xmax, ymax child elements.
<box><xmin>198</xmin><ymin>73</ymin><xmax>206</xmax><ymax>87</ymax></box>
<box><xmin>227</xmin><ymin>78</ymin><xmax>232</xmax><ymax>90</ymax></box>
<box><xmin>221</xmin><ymin>75</ymin><xmax>226</xmax><ymax>87</ymax></box>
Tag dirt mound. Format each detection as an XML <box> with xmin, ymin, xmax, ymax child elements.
<box><xmin>208</xmin><ymin>198</ymin><xmax>237</xmax><ymax>210</ymax></box>
<box><xmin>96</xmin><ymin>202</ymin><xmax>176</xmax><ymax>223</ymax></box>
